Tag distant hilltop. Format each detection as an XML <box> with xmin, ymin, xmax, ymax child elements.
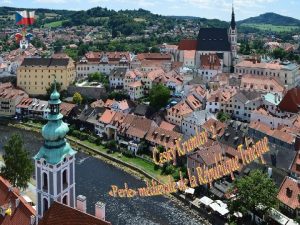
<box><xmin>0</xmin><ymin>6</ymin><xmax>300</xmax><ymax>29</ymax></box>
<box><xmin>238</xmin><ymin>12</ymin><xmax>300</xmax><ymax>27</ymax></box>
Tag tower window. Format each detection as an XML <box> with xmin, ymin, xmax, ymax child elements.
<box><xmin>63</xmin><ymin>170</ymin><xmax>68</xmax><ymax>189</ymax></box>
<box><xmin>43</xmin><ymin>173</ymin><xmax>48</xmax><ymax>191</ymax></box>
<box><xmin>62</xmin><ymin>195</ymin><xmax>68</xmax><ymax>205</ymax></box>
<box><xmin>43</xmin><ymin>198</ymin><xmax>49</xmax><ymax>212</ymax></box>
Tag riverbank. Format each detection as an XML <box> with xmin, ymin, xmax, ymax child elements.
<box><xmin>9</xmin><ymin>121</ymin><xmax>214</xmax><ymax>225</ymax></box>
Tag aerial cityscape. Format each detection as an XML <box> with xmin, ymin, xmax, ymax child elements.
<box><xmin>1</xmin><ymin>0</ymin><xmax>300</xmax><ymax>225</ymax></box>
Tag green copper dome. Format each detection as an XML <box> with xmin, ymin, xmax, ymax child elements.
<box><xmin>42</xmin><ymin>120</ymin><xmax>69</xmax><ymax>141</ymax></box>
<box><xmin>50</xmin><ymin>89</ymin><xmax>60</xmax><ymax>100</ymax></box>
<box><xmin>34</xmin><ymin>79</ymin><xmax>76</xmax><ymax>165</ymax></box>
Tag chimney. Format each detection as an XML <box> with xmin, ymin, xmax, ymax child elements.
<box><xmin>76</xmin><ymin>195</ymin><xmax>87</xmax><ymax>213</ymax></box>
<box><xmin>15</xmin><ymin>198</ymin><xmax>20</xmax><ymax>208</ymax></box>
<box><xmin>267</xmin><ymin>167</ymin><xmax>272</xmax><ymax>178</ymax></box>
<box><xmin>95</xmin><ymin>201</ymin><xmax>106</xmax><ymax>221</ymax></box>
<box><xmin>286</xmin><ymin>187</ymin><xmax>292</xmax><ymax>197</ymax></box>
<box><xmin>30</xmin><ymin>215</ymin><xmax>36</xmax><ymax>225</ymax></box>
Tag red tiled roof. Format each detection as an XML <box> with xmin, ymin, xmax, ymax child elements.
<box><xmin>85</xmin><ymin>51</ymin><xmax>130</xmax><ymax>63</ymax></box>
<box><xmin>278</xmin><ymin>87</ymin><xmax>300</xmax><ymax>113</ymax></box>
<box><xmin>125</xmin><ymin>116</ymin><xmax>154</xmax><ymax>139</ymax></box>
<box><xmin>0</xmin><ymin>176</ymin><xmax>36</xmax><ymax>225</ymax></box>
<box><xmin>200</xmin><ymin>54</ymin><xmax>221</xmax><ymax>69</ymax></box>
<box><xmin>159</xmin><ymin>121</ymin><xmax>176</xmax><ymax>131</ymax></box>
<box><xmin>249</xmin><ymin>121</ymin><xmax>295</xmax><ymax>145</ymax></box>
<box><xmin>99</xmin><ymin>109</ymin><xmax>116</xmax><ymax>124</ymax></box>
<box><xmin>60</xmin><ymin>102</ymin><xmax>75</xmax><ymax>117</ymax></box>
<box><xmin>202</xmin><ymin>118</ymin><xmax>226</xmax><ymax>137</ymax></box>
<box><xmin>277</xmin><ymin>176</ymin><xmax>300</xmax><ymax>210</ymax></box>
<box><xmin>137</xmin><ymin>53</ymin><xmax>171</xmax><ymax>61</ymax></box>
<box><xmin>16</xmin><ymin>98</ymin><xmax>33</xmax><ymax>108</ymax></box>
<box><xmin>145</xmin><ymin>126</ymin><xmax>182</xmax><ymax>149</ymax></box>
<box><xmin>0</xmin><ymin>82</ymin><xmax>28</xmax><ymax>100</ymax></box>
<box><xmin>178</xmin><ymin>40</ymin><xmax>198</xmax><ymax>50</ymax></box>
<box><xmin>38</xmin><ymin>201</ymin><xmax>111</xmax><ymax>225</ymax></box>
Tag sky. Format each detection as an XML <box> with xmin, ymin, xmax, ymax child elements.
<box><xmin>0</xmin><ymin>0</ymin><xmax>300</xmax><ymax>21</ymax></box>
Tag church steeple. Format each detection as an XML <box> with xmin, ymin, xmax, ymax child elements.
<box><xmin>231</xmin><ymin>5</ymin><xmax>236</xmax><ymax>30</ymax></box>
<box><xmin>34</xmin><ymin>77</ymin><xmax>77</xmax><ymax>222</ymax></box>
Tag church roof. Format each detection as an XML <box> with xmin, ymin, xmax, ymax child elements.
<box><xmin>38</xmin><ymin>201</ymin><xmax>111</xmax><ymax>225</ymax></box>
<box><xmin>197</xmin><ymin>28</ymin><xmax>231</xmax><ymax>52</ymax></box>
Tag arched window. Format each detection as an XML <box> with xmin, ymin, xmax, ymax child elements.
<box><xmin>43</xmin><ymin>198</ymin><xmax>49</xmax><ymax>212</ymax></box>
<box><xmin>43</xmin><ymin>173</ymin><xmax>48</xmax><ymax>191</ymax></box>
<box><xmin>63</xmin><ymin>170</ymin><xmax>68</xmax><ymax>189</ymax></box>
<box><xmin>62</xmin><ymin>195</ymin><xmax>68</xmax><ymax>205</ymax></box>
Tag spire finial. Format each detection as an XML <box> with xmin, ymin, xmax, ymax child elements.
<box><xmin>231</xmin><ymin>0</ymin><xmax>236</xmax><ymax>30</ymax></box>
<box><xmin>51</xmin><ymin>74</ymin><xmax>57</xmax><ymax>92</ymax></box>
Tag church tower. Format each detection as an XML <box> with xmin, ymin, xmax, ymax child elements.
<box><xmin>34</xmin><ymin>79</ymin><xmax>77</xmax><ymax>221</ymax></box>
<box><xmin>229</xmin><ymin>6</ymin><xmax>237</xmax><ymax>65</ymax></box>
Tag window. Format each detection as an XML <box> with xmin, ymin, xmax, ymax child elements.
<box><xmin>43</xmin><ymin>198</ymin><xmax>49</xmax><ymax>212</ymax></box>
<box><xmin>43</xmin><ymin>173</ymin><xmax>48</xmax><ymax>191</ymax></box>
<box><xmin>62</xmin><ymin>195</ymin><xmax>68</xmax><ymax>205</ymax></box>
<box><xmin>63</xmin><ymin>170</ymin><xmax>68</xmax><ymax>189</ymax></box>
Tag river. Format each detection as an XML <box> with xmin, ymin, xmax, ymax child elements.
<box><xmin>0</xmin><ymin>125</ymin><xmax>203</xmax><ymax>225</ymax></box>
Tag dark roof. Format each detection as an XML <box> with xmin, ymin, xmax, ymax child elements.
<box><xmin>109</xmin><ymin>67</ymin><xmax>128</xmax><ymax>78</ymax></box>
<box><xmin>21</xmin><ymin>58</ymin><xmax>70</xmax><ymax>67</ymax></box>
<box><xmin>197</xmin><ymin>28</ymin><xmax>231</xmax><ymax>51</ymax></box>
<box><xmin>187</xmin><ymin>76</ymin><xmax>204</xmax><ymax>85</ymax></box>
<box><xmin>228</xmin><ymin>76</ymin><xmax>241</xmax><ymax>87</ymax></box>
<box><xmin>133</xmin><ymin>104</ymin><xmax>152</xmax><ymax>117</ymax></box>
<box><xmin>219</xmin><ymin>120</ymin><xmax>248</xmax><ymax>149</ymax></box>
<box><xmin>234</xmin><ymin>90</ymin><xmax>261</xmax><ymax>104</ymax></box>
<box><xmin>38</xmin><ymin>201</ymin><xmax>111</xmax><ymax>225</ymax></box>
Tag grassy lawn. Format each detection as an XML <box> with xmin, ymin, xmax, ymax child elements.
<box><xmin>80</xmin><ymin>139</ymin><xmax>169</xmax><ymax>183</ymax></box>
<box><xmin>15</xmin><ymin>122</ymin><xmax>170</xmax><ymax>183</ymax></box>
<box><xmin>134</xmin><ymin>18</ymin><xmax>146</xmax><ymax>22</ymax></box>
<box><xmin>241</xmin><ymin>23</ymin><xmax>299</xmax><ymax>32</ymax></box>
<box><xmin>44</xmin><ymin>20</ymin><xmax>67</xmax><ymax>28</ymax></box>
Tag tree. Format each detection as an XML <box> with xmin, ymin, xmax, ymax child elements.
<box><xmin>0</xmin><ymin>134</ymin><xmax>34</xmax><ymax>190</ymax></box>
<box><xmin>107</xmin><ymin>91</ymin><xmax>130</xmax><ymax>101</ymax></box>
<box><xmin>46</xmin><ymin>81</ymin><xmax>61</xmax><ymax>97</ymax></box>
<box><xmin>105</xmin><ymin>140</ymin><xmax>117</xmax><ymax>152</ymax></box>
<box><xmin>149</xmin><ymin>84</ymin><xmax>170</xmax><ymax>111</ymax></box>
<box><xmin>229</xmin><ymin>170</ymin><xmax>277</xmax><ymax>224</ymax></box>
<box><xmin>217</xmin><ymin>111</ymin><xmax>231</xmax><ymax>122</ymax></box>
<box><xmin>89</xmin><ymin>72</ymin><xmax>100</xmax><ymax>82</ymax></box>
<box><xmin>271</xmin><ymin>48</ymin><xmax>287</xmax><ymax>60</ymax></box>
<box><xmin>73</xmin><ymin>92</ymin><xmax>83</xmax><ymax>105</ymax></box>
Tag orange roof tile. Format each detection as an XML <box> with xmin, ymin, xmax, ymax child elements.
<box><xmin>159</xmin><ymin>121</ymin><xmax>176</xmax><ymax>131</ymax></box>
<box><xmin>0</xmin><ymin>176</ymin><xmax>36</xmax><ymax>225</ymax></box>
<box><xmin>38</xmin><ymin>201</ymin><xmax>111</xmax><ymax>225</ymax></box>
<box><xmin>145</xmin><ymin>126</ymin><xmax>182</xmax><ymax>149</ymax></box>
<box><xmin>99</xmin><ymin>110</ymin><xmax>116</xmax><ymax>124</ymax></box>
<box><xmin>277</xmin><ymin>177</ymin><xmax>300</xmax><ymax>210</ymax></box>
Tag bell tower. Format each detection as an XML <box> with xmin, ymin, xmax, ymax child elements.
<box><xmin>34</xmin><ymin>78</ymin><xmax>77</xmax><ymax>221</ymax></box>
<box><xmin>229</xmin><ymin>5</ymin><xmax>237</xmax><ymax>65</ymax></box>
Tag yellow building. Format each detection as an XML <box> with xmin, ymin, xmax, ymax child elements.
<box><xmin>17</xmin><ymin>58</ymin><xmax>75</xmax><ymax>96</ymax></box>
